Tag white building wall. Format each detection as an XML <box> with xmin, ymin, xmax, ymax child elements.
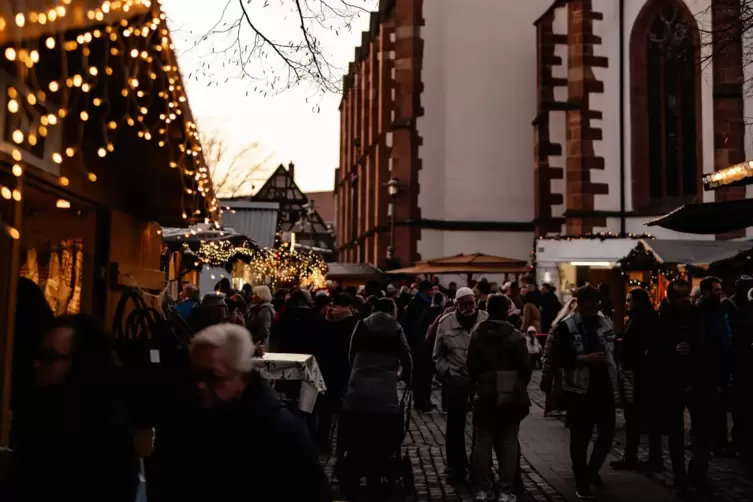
<box><xmin>744</xmin><ymin>28</ymin><xmax>753</xmax><ymax>237</ymax></box>
<box><xmin>417</xmin><ymin>1</ymin><xmax>551</xmax><ymax>261</ymax></box>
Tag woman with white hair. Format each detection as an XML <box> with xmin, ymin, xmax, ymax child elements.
<box><xmin>155</xmin><ymin>323</ymin><xmax>332</xmax><ymax>501</ymax></box>
<box><xmin>247</xmin><ymin>285</ymin><xmax>275</xmax><ymax>346</ymax></box>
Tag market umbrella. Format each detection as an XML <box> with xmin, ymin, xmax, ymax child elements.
<box><xmin>387</xmin><ymin>253</ymin><xmax>530</xmax><ymax>284</ymax></box>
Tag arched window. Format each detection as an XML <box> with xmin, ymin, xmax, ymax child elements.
<box><xmin>630</xmin><ymin>0</ymin><xmax>701</xmax><ymax>210</ymax></box>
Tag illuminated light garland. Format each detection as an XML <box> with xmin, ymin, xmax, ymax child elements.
<box><xmin>0</xmin><ymin>3</ymin><xmax>219</xmax><ymax>241</ymax></box>
<box><xmin>703</xmin><ymin>160</ymin><xmax>753</xmax><ymax>190</ymax></box>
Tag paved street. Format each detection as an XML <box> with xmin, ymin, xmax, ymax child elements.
<box><xmin>322</xmin><ymin>372</ymin><xmax>753</xmax><ymax>501</ymax></box>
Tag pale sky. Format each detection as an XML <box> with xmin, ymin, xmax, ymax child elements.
<box><xmin>161</xmin><ymin>0</ymin><xmax>375</xmax><ymax>195</ymax></box>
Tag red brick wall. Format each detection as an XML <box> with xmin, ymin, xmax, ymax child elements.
<box><xmin>336</xmin><ymin>2</ymin><xmax>422</xmax><ymax>267</ymax></box>
<box><xmin>564</xmin><ymin>0</ymin><xmax>607</xmax><ymax>233</ymax></box>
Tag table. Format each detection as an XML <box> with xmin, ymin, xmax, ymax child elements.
<box><xmin>252</xmin><ymin>353</ymin><xmax>327</xmax><ymax>412</ymax></box>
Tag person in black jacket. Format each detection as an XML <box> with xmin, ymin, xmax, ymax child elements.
<box><xmin>727</xmin><ymin>276</ymin><xmax>753</xmax><ymax>465</ymax></box>
<box><xmin>401</xmin><ymin>280</ymin><xmax>435</xmax><ymax>411</ymax></box>
<box><xmin>610</xmin><ymin>287</ymin><xmax>656</xmax><ymax>470</ymax></box>
<box><xmin>316</xmin><ymin>293</ymin><xmax>360</xmax><ymax>451</ymax></box>
<box><xmin>155</xmin><ymin>324</ymin><xmax>332</xmax><ymax>502</ymax></box>
<box><xmin>271</xmin><ymin>289</ymin><xmax>324</xmax><ymax>354</ymax></box>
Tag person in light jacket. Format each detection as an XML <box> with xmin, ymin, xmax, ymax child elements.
<box><xmin>433</xmin><ymin>287</ymin><xmax>488</xmax><ymax>483</ymax></box>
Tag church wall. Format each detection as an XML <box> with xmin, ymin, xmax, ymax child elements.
<box><xmin>586</xmin><ymin>0</ymin><xmax>714</xmax><ymax>215</ymax></box>
<box><xmin>550</xmin><ymin>110</ymin><xmax>567</xmax><ymax>220</ymax></box>
<box><xmin>417</xmin><ymin>0</ymin><xmax>550</xmax><ymax>260</ymax></box>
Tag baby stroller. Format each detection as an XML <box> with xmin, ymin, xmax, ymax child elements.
<box><xmin>336</xmin><ymin>385</ymin><xmax>415</xmax><ymax>501</ymax></box>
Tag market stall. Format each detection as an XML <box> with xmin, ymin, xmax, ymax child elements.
<box><xmin>252</xmin><ymin>353</ymin><xmax>326</xmax><ymax>413</ymax></box>
<box><xmin>0</xmin><ymin>1</ymin><xmax>218</xmax><ymax>447</ymax></box>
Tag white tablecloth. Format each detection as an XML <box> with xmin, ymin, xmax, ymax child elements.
<box><xmin>252</xmin><ymin>353</ymin><xmax>326</xmax><ymax>412</ymax></box>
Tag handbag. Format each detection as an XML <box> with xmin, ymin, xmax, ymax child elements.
<box><xmin>496</xmin><ymin>370</ymin><xmax>521</xmax><ymax>405</ymax></box>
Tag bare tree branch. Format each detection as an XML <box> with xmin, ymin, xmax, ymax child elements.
<box><xmin>202</xmin><ymin>129</ymin><xmax>273</xmax><ymax>197</ymax></box>
<box><xmin>170</xmin><ymin>0</ymin><xmax>378</xmax><ymax>99</ymax></box>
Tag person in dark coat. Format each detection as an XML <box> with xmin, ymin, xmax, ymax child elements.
<box><xmin>401</xmin><ymin>280</ymin><xmax>434</xmax><ymax>411</ymax></box>
<box><xmin>270</xmin><ymin>289</ymin><xmax>324</xmax><ymax>354</ymax></box>
<box><xmin>539</xmin><ymin>283</ymin><xmax>562</xmax><ymax>335</ymax></box>
<box><xmin>339</xmin><ymin>298</ymin><xmax>412</xmax><ymax>495</ymax></box>
<box><xmin>155</xmin><ymin>324</ymin><xmax>332</xmax><ymax>502</ymax></box>
<box><xmin>727</xmin><ymin>276</ymin><xmax>753</xmax><ymax>465</ymax></box>
<box><xmin>468</xmin><ymin>294</ymin><xmax>531</xmax><ymax>502</ymax></box>
<box><xmin>11</xmin><ymin>315</ymin><xmax>139</xmax><ymax>502</ymax></box>
<box><xmin>316</xmin><ymin>293</ymin><xmax>360</xmax><ymax>450</ymax></box>
<box><xmin>610</xmin><ymin>288</ymin><xmax>656</xmax><ymax>470</ymax></box>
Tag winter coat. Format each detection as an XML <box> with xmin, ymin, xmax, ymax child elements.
<box><xmin>270</xmin><ymin>306</ymin><xmax>325</xmax><ymax>355</ymax></box>
<box><xmin>154</xmin><ymin>372</ymin><xmax>332</xmax><ymax>502</ymax></box>
<box><xmin>418</xmin><ymin>305</ymin><xmax>445</xmax><ymax>342</ymax></box>
<box><xmin>618</xmin><ymin>307</ymin><xmax>656</xmax><ymax>371</ymax></box>
<box><xmin>521</xmin><ymin>303</ymin><xmax>542</xmax><ymax>333</ymax></box>
<box><xmin>343</xmin><ymin>312</ymin><xmax>413</xmax><ymax>415</ymax></box>
<box><xmin>540</xmin><ymin>292</ymin><xmax>562</xmax><ymax>335</ymax></box>
<box><xmin>433</xmin><ymin>310</ymin><xmax>489</xmax><ymax>380</ymax></box>
<box><xmin>401</xmin><ymin>293</ymin><xmax>432</xmax><ymax>346</ymax></box>
<box><xmin>319</xmin><ymin>308</ymin><xmax>360</xmax><ymax>399</ymax></box>
<box><xmin>247</xmin><ymin>302</ymin><xmax>275</xmax><ymax>345</ymax></box>
<box><xmin>648</xmin><ymin>299</ymin><xmax>696</xmax><ymax>392</ymax></box>
<box><xmin>11</xmin><ymin>386</ymin><xmax>139</xmax><ymax>502</ymax></box>
<box><xmin>467</xmin><ymin>319</ymin><xmax>532</xmax><ymax>421</ymax></box>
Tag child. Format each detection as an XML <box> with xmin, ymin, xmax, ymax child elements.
<box><xmin>526</xmin><ymin>326</ymin><xmax>542</xmax><ymax>369</ymax></box>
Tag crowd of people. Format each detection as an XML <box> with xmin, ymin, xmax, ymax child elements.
<box><xmin>541</xmin><ymin>275</ymin><xmax>753</xmax><ymax>500</ymax></box>
<box><xmin>5</xmin><ymin>271</ymin><xmax>750</xmax><ymax>502</ymax></box>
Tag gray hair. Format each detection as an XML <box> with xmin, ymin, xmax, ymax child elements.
<box><xmin>252</xmin><ymin>285</ymin><xmax>272</xmax><ymax>303</ymax></box>
<box><xmin>191</xmin><ymin>324</ymin><xmax>255</xmax><ymax>373</ymax></box>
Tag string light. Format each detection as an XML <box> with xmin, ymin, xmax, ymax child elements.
<box><xmin>0</xmin><ymin>1</ymin><xmax>218</xmax><ymax>231</ymax></box>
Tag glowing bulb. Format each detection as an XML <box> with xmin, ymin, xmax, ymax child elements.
<box><xmin>81</xmin><ymin>83</ymin><xmax>91</xmax><ymax>93</ymax></box>
<box><xmin>12</xmin><ymin>189</ymin><xmax>21</xmax><ymax>201</ymax></box>
<box><xmin>98</xmin><ymin>148</ymin><xmax>106</xmax><ymax>157</ymax></box>
<box><xmin>107</xmin><ymin>143</ymin><xmax>114</xmax><ymax>152</ymax></box>
<box><xmin>45</xmin><ymin>37</ymin><xmax>56</xmax><ymax>49</ymax></box>
<box><xmin>12</xmin><ymin>149</ymin><xmax>22</xmax><ymax>162</ymax></box>
<box><xmin>127</xmin><ymin>117</ymin><xmax>135</xmax><ymax>126</ymax></box>
<box><xmin>15</xmin><ymin>14</ymin><xmax>24</xmax><ymax>27</ymax></box>
<box><xmin>130</xmin><ymin>49</ymin><xmax>138</xmax><ymax>58</ymax></box>
<box><xmin>93</xmin><ymin>98</ymin><xmax>102</xmax><ymax>106</ymax></box>
<box><xmin>57</xmin><ymin>108</ymin><xmax>66</xmax><ymax>118</ymax></box>
<box><xmin>80</xmin><ymin>111</ymin><xmax>89</xmax><ymax>121</ymax></box>
<box><xmin>7</xmin><ymin>100</ymin><xmax>18</xmax><ymax>113</ymax></box>
<box><xmin>87</xmin><ymin>172</ymin><xmax>97</xmax><ymax>182</ymax></box>
<box><xmin>56</xmin><ymin>199</ymin><xmax>71</xmax><ymax>209</ymax></box>
<box><xmin>58</xmin><ymin>177</ymin><xmax>69</xmax><ymax>187</ymax></box>
<box><xmin>5</xmin><ymin>48</ymin><xmax>15</xmax><ymax>61</ymax></box>
<box><xmin>27</xmin><ymin>94</ymin><xmax>36</xmax><ymax>105</ymax></box>
<box><xmin>1</xmin><ymin>187</ymin><xmax>10</xmax><ymax>199</ymax></box>
<box><xmin>108</xmin><ymin>121</ymin><xmax>117</xmax><ymax>130</ymax></box>
<box><xmin>72</xmin><ymin>75</ymin><xmax>83</xmax><ymax>87</ymax></box>
<box><xmin>28</xmin><ymin>134</ymin><xmax>37</xmax><ymax>146</ymax></box>
<box><xmin>52</xmin><ymin>153</ymin><xmax>63</xmax><ymax>164</ymax></box>
<box><xmin>89</xmin><ymin>67</ymin><xmax>98</xmax><ymax>76</ymax></box>
<box><xmin>47</xmin><ymin>114</ymin><xmax>57</xmax><ymax>125</ymax></box>
<box><xmin>11</xmin><ymin>130</ymin><xmax>23</xmax><ymax>144</ymax></box>
<box><xmin>65</xmin><ymin>147</ymin><xmax>75</xmax><ymax>157</ymax></box>
<box><xmin>38</xmin><ymin>125</ymin><xmax>48</xmax><ymax>137</ymax></box>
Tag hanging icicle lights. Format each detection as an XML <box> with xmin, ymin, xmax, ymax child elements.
<box><xmin>0</xmin><ymin>1</ymin><xmax>219</xmax><ymax>240</ymax></box>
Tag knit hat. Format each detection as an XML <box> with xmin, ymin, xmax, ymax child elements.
<box><xmin>455</xmin><ymin>287</ymin><xmax>475</xmax><ymax>299</ymax></box>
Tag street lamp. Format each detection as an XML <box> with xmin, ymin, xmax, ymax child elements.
<box><xmin>384</xmin><ymin>178</ymin><xmax>401</xmax><ymax>260</ymax></box>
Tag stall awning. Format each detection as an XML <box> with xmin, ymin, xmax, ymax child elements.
<box><xmin>326</xmin><ymin>262</ymin><xmax>382</xmax><ymax>280</ymax></box>
<box><xmin>646</xmin><ymin>198</ymin><xmax>753</xmax><ymax>235</ymax></box>
<box><xmin>387</xmin><ymin>253</ymin><xmax>529</xmax><ymax>275</ymax></box>
<box><xmin>637</xmin><ymin>239</ymin><xmax>753</xmax><ymax>266</ymax></box>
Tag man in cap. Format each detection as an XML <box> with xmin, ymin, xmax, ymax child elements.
<box><xmin>401</xmin><ymin>280</ymin><xmax>437</xmax><ymax>412</ymax></box>
<box><xmin>433</xmin><ymin>287</ymin><xmax>488</xmax><ymax>482</ymax></box>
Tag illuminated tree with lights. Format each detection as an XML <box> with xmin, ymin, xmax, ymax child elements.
<box><xmin>171</xmin><ymin>0</ymin><xmax>378</xmax><ymax>98</ymax></box>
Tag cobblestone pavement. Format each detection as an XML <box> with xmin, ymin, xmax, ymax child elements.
<box><xmin>321</xmin><ymin>384</ymin><xmax>567</xmax><ymax>502</ymax></box>
<box><xmin>529</xmin><ymin>372</ymin><xmax>753</xmax><ymax>502</ymax></box>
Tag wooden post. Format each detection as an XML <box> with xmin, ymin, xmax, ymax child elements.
<box><xmin>0</xmin><ymin>176</ymin><xmax>23</xmax><ymax>447</ymax></box>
